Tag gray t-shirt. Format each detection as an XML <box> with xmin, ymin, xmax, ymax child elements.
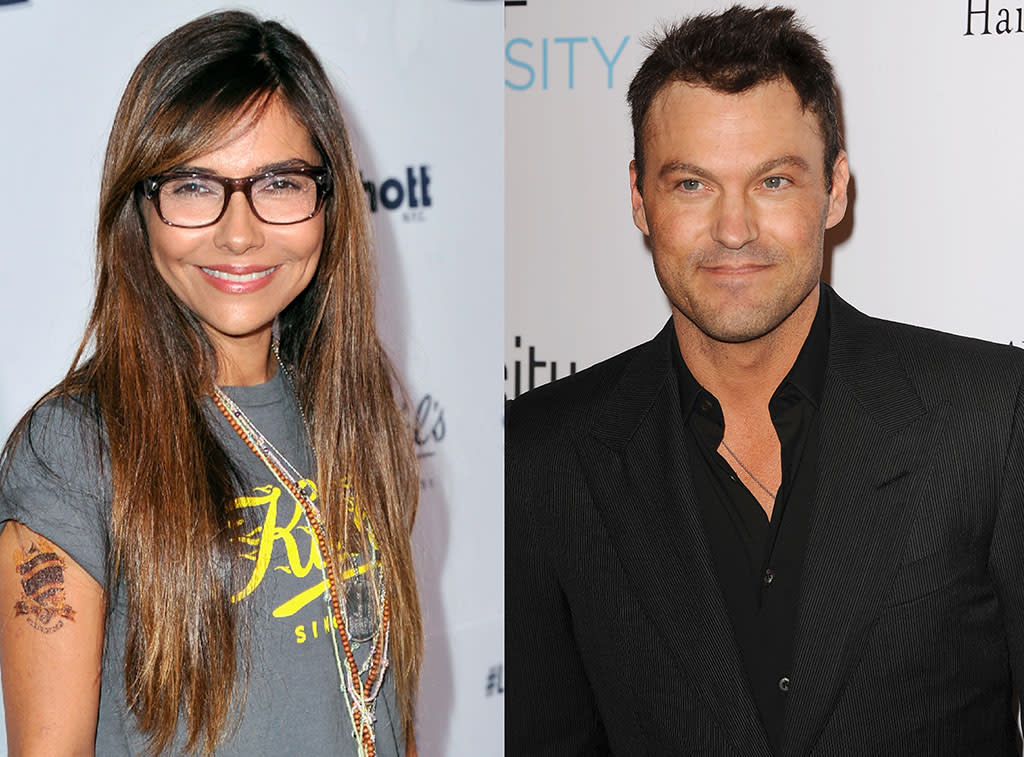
<box><xmin>0</xmin><ymin>371</ymin><xmax>401</xmax><ymax>755</ymax></box>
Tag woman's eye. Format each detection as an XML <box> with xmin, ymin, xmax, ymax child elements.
<box><xmin>259</xmin><ymin>176</ymin><xmax>303</xmax><ymax>194</ymax></box>
<box><xmin>167</xmin><ymin>179</ymin><xmax>214</xmax><ymax>197</ymax></box>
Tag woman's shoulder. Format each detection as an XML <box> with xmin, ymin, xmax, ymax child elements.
<box><xmin>3</xmin><ymin>391</ymin><xmax>106</xmax><ymax>480</ymax></box>
<box><xmin>0</xmin><ymin>391</ymin><xmax>111</xmax><ymax>585</ymax></box>
<box><xmin>22</xmin><ymin>390</ymin><xmax>98</xmax><ymax>430</ymax></box>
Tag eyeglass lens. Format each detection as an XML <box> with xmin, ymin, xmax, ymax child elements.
<box><xmin>158</xmin><ymin>173</ymin><xmax>321</xmax><ymax>226</ymax></box>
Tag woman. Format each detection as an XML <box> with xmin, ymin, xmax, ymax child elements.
<box><xmin>0</xmin><ymin>11</ymin><xmax>420</xmax><ymax>756</ymax></box>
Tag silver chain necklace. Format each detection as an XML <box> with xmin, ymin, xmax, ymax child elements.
<box><xmin>719</xmin><ymin>440</ymin><xmax>777</xmax><ymax>499</ymax></box>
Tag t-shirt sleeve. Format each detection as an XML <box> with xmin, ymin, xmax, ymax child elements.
<box><xmin>0</xmin><ymin>397</ymin><xmax>111</xmax><ymax>585</ymax></box>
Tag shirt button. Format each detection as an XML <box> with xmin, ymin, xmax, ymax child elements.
<box><xmin>778</xmin><ymin>676</ymin><xmax>790</xmax><ymax>693</ymax></box>
<box><xmin>763</xmin><ymin>568</ymin><xmax>775</xmax><ymax>587</ymax></box>
<box><xmin>699</xmin><ymin>398</ymin><xmax>713</xmax><ymax>413</ymax></box>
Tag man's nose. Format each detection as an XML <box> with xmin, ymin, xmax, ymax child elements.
<box><xmin>710</xmin><ymin>191</ymin><xmax>758</xmax><ymax>250</ymax></box>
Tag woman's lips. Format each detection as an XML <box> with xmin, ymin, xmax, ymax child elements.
<box><xmin>197</xmin><ymin>264</ymin><xmax>280</xmax><ymax>293</ymax></box>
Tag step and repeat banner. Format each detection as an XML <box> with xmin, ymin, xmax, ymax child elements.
<box><xmin>506</xmin><ymin>0</ymin><xmax>1024</xmax><ymax>397</ymax></box>
<box><xmin>0</xmin><ymin>1</ymin><xmax>502</xmax><ymax>755</ymax></box>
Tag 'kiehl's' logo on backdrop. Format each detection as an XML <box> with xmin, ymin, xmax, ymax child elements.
<box><xmin>361</xmin><ymin>166</ymin><xmax>432</xmax><ymax>221</ymax></box>
<box><xmin>414</xmin><ymin>393</ymin><xmax>445</xmax><ymax>459</ymax></box>
<box><xmin>965</xmin><ymin>0</ymin><xmax>1024</xmax><ymax>34</ymax></box>
<box><xmin>414</xmin><ymin>393</ymin><xmax>445</xmax><ymax>491</ymax></box>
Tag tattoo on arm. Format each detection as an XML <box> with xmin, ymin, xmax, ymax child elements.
<box><xmin>12</xmin><ymin>537</ymin><xmax>75</xmax><ymax>633</ymax></box>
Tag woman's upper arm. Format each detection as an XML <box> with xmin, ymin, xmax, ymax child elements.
<box><xmin>0</xmin><ymin>520</ymin><xmax>105</xmax><ymax>755</ymax></box>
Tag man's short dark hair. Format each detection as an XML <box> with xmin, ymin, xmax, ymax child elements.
<box><xmin>627</xmin><ymin>5</ymin><xmax>843</xmax><ymax>192</ymax></box>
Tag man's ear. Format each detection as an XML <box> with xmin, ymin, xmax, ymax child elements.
<box><xmin>825</xmin><ymin>151</ymin><xmax>849</xmax><ymax>230</ymax></box>
<box><xmin>629</xmin><ymin>160</ymin><xmax>650</xmax><ymax>235</ymax></box>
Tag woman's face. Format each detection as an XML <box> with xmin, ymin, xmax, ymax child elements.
<box><xmin>142</xmin><ymin>97</ymin><xmax>326</xmax><ymax>372</ymax></box>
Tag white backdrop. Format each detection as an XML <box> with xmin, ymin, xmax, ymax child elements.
<box><xmin>506</xmin><ymin>0</ymin><xmax>1024</xmax><ymax>396</ymax></box>
<box><xmin>0</xmin><ymin>1</ymin><xmax>502</xmax><ymax>755</ymax></box>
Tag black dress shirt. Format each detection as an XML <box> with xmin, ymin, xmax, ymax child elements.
<box><xmin>673</xmin><ymin>295</ymin><xmax>829</xmax><ymax>753</ymax></box>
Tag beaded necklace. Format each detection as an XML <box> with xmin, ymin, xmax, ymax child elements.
<box><xmin>211</xmin><ymin>356</ymin><xmax>389</xmax><ymax>757</ymax></box>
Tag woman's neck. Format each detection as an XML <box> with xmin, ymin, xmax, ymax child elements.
<box><xmin>209</xmin><ymin>328</ymin><xmax>277</xmax><ymax>386</ymax></box>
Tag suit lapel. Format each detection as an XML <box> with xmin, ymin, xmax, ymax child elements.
<box><xmin>783</xmin><ymin>290</ymin><xmax>946</xmax><ymax>755</ymax></box>
<box><xmin>579</xmin><ymin>322</ymin><xmax>772</xmax><ymax>756</ymax></box>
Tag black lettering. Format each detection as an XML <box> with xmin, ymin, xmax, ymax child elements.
<box><xmin>362</xmin><ymin>177</ymin><xmax>378</xmax><ymax>212</ymax></box>
<box><xmin>514</xmin><ymin>336</ymin><xmax>522</xmax><ymax>397</ymax></box>
<box><xmin>431</xmin><ymin>406</ymin><xmax>445</xmax><ymax>442</ymax></box>
<box><xmin>996</xmin><ymin>7</ymin><xmax>1012</xmax><ymax>32</ymax></box>
<box><xmin>528</xmin><ymin>346</ymin><xmax>546</xmax><ymax>391</ymax></box>
<box><xmin>550</xmin><ymin>360</ymin><xmax>578</xmax><ymax>383</ymax></box>
<box><xmin>420</xmin><ymin>166</ymin><xmax>432</xmax><ymax>207</ymax></box>
<box><xmin>407</xmin><ymin>166</ymin><xmax>419</xmax><ymax>208</ymax></box>
<box><xmin>415</xmin><ymin>395</ymin><xmax>432</xmax><ymax>445</ymax></box>
<box><xmin>380</xmin><ymin>178</ymin><xmax>404</xmax><ymax>210</ymax></box>
<box><xmin>966</xmin><ymin>0</ymin><xmax>991</xmax><ymax>34</ymax></box>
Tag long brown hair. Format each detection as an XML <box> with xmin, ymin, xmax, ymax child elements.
<box><xmin>32</xmin><ymin>11</ymin><xmax>420</xmax><ymax>753</ymax></box>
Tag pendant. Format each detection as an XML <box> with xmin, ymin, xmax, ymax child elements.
<box><xmin>345</xmin><ymin>571</ymin><xmax>378</xmax><ymax>642</ymax></box>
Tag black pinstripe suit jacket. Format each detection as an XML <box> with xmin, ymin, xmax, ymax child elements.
<box><xmin>506</xmin><ymin>284</ymin><xmax>1024</xmax><ymax>756</ymax></box>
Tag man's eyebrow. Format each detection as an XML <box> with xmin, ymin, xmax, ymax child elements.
<box><xmin>656</xmin><ymin>155</ymin><xmax>813</xmax><ymax>183</ymax></box>
<box><xmin>658</xmin><ymin>161</ymin><xmax>713</xmax><ymax>180</ymax></box>
<box><xmin>751</xmin><ymin>155</ymin><xmax>811</xmax><ymax>176</ymax></box>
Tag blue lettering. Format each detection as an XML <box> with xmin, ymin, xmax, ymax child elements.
<box><xmin>553</xmin><ymin>37</ymin><xmax>587</xmax><ymax>89</ymax></box>
<box><xmin>592</xmin><ymin>36</ymin><xmax>630</xmax><ymax>88</ymax></box>
<box><xmin>506</xmin><ymin>35</ymin><xmax>632</xmax><ymax>90</ymax></box>
<box><xmin>505</xmin><ymin>38</ymin><xmax>534</xmax><ymax>89</ymax></box>
<box><xmin>542</xmin><ymin>38</ymin><xmax>549</xmax><ymax>90</ymax></box>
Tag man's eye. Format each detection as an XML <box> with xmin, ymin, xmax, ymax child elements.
<box><xmin>680</xmin><ymin>179</ymin><xmax>702</xmax><ymax>191</ymax></box>
<box><xmin>763</xmin><ymin>176</ymin><xmax>788</xmax><ymax>189</ymax></box>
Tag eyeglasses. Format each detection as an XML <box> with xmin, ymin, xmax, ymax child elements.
<box><xmin>139</xmin><ymin>166</ymin><xmax>332</xmax><ymax>228</ymax></box>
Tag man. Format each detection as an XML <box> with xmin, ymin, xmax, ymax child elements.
<box><xmin>506</xmin><ymin>5</ymin><xmax>1024</xmax><ymax>755</ymax></box>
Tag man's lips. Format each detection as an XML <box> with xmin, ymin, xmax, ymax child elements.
<box><xmin>701</xmin><ymin>263</ymin><xmax>773</xmax><ymax>274</ymax></box>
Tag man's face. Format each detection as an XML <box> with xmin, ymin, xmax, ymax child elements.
<box><xmin>630</xmin><ymin>79</ymin><xmax>849</xmax><ymax>345</ymax></box>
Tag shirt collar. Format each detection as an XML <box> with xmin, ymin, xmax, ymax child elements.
<box><xmin>673</xmin><ymin>284</ymin><xmax>831</xmax><ymax>419</ymax></box>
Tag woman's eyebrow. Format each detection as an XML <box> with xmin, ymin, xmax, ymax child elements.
<box><xmin>169</xmin><ymin>158</ymin><xmax>315</xmax><ymax>176</ymax></box>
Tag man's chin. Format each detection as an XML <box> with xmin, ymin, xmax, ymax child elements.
<box><xmin>676</xmin><ymin>304</ymin><xmax>786</xmax><ymax>345</ymax></box>
<box><xmin>676</xmin><ymin>281</ymin><xmax>820</xmax><ymax>345</ymax></box>
<box><xmin>699</xmin><ymin>324</ymin><xmax>778</xmax><ymax>344</ymax></box>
